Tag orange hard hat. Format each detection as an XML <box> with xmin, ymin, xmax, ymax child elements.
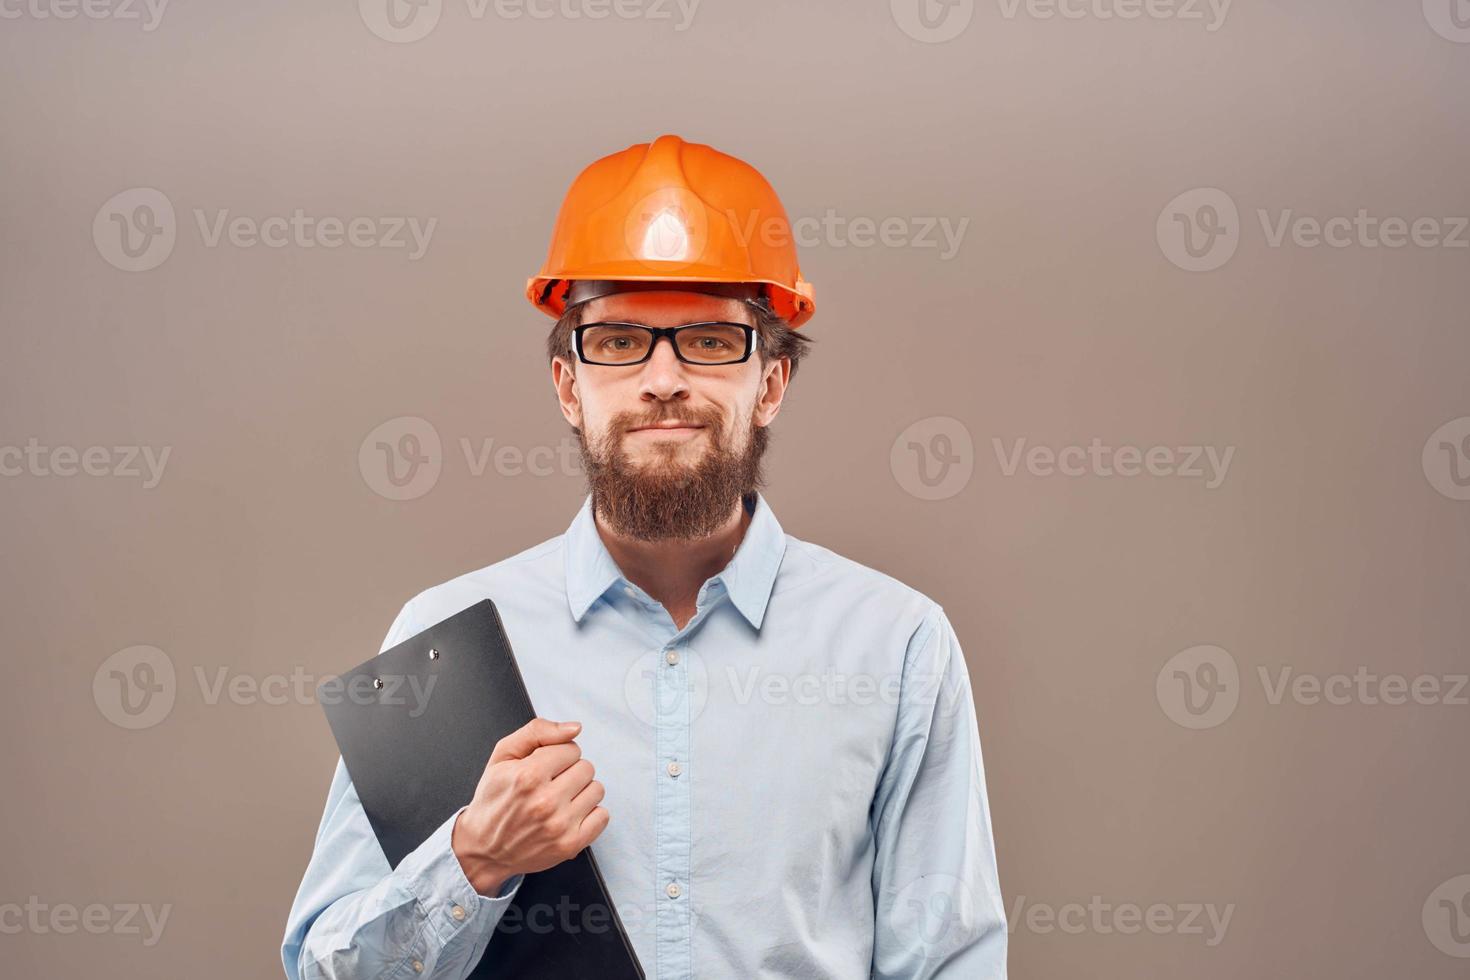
<box><xmin>526</xmin><ymin>134</ymin><xmax>816</xmax><ymax>328</ymax></box>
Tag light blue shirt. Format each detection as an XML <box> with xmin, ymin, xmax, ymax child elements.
<box><xmin>282</xmin><ymin>491</ymin><xmax>1007</xmax><ymax>979</ymax></box>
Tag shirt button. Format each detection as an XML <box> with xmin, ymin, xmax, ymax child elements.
<box><xmin>666</xmin><ymin>881</ymin><xmax>681</xmax><ymax>899</ymax></box>
<box><xmin>665</xmin><ymin>649</ymin><xmax>680</xmax><ymax>666</ymax></box>
<box><xmin>412</xmin><ymin>961</ymin><xmax>424</xmax><ymax>974</ymax></box>
<box><xmin>450</xmin><ymin>905</ymin><xmax>466</xmax><ymax>921</ymax></box>
<box><xmin>667</xmin><ymin>760</ymin><xmax>682</xmax><ymax>778</ymax></box>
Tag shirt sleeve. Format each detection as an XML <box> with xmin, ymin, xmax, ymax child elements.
<box><xmin>280</xmin><ymin>598</ymin><xmax>527</xmax><ymax>980</ymax></box>
<box><xmin>869</xmin><ymin>603</ymin><xmax>1008</xmax><ymax>979</ymax></box>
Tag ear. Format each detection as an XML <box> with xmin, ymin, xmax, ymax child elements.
<box><xmin>753</xmin><ymin>356</ymin><xmax>791</xmax><ymax>427</ymax></box>
<box><xmin>551</xmin><ymin>355</ymin><xmax>583</xmax><ymax>429</ymax></box>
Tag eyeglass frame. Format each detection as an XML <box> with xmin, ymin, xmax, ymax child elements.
<box><xmin>571</xmin><ymin>318</ymin><xmax>762</xmax><ymax>367</ymax></box>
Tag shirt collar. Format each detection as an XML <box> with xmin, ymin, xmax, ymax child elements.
<box><xmin>564</xmin><ymin>490</ymin><xmax>787</xmax><ymax>630</ymax></box>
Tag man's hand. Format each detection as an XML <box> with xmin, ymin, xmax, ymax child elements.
<box><xmin>451</xmin><ymin>717</ymin><xmax>609</xmax><ymax>897</ymax></box>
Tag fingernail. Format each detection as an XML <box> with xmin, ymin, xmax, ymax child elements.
<box><xmin>559</xmin><ymin>721</ymin><xmax>581</xmax><ymax>732</ymax></box>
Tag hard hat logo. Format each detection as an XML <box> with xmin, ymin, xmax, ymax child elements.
<box><xmin>527</xmin><ymin>134</ymin><xmax>816</xmax><ymax>328</ymax></box>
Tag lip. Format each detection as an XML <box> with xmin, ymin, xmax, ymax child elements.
<box><xmin>627</xmin><ymin>423</ymin><xmax>705</xmax><ymax>433</ymax></box>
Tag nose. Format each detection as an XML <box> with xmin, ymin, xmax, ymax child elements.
<box><xmin>637</xmin><ymin>334</ymin><xmax>690</xmax><ymax>402</ymax></box>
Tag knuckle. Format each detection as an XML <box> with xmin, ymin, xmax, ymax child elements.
<box><xmin>535</xmin><ymin>796</ymin><xmax>561</xmax><ymax>821</ymax></box>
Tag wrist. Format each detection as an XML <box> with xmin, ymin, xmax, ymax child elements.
<box><xmin>451</xmin><ymin>808</ymin><xmax>515</xmax><ymax>897</ymax></box>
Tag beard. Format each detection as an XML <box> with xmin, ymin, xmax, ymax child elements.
<box><xmin>575</xmin><ymin>401</ymin><xmax>769</xmax><ymax>541</ymax></box>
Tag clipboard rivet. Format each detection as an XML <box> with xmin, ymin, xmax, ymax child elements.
<box><xmin>428</xmin><ymin>648</ymin><xmax>440</xmax><ymax>660</ymax></box>
<box><xmin>372</xmin><ymin>677</ymin><xmax>383</xmax><ymax>690</ymax></box>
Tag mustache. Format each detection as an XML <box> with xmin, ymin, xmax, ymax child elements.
<box><xmin>618</xmin><ymin>406</ymin><xmax>723</xmax><ymax>432</ymax></box>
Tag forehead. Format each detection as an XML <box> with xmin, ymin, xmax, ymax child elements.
<box><xmin>579</xmin><ymin>289</ymin><xmax>754</xmax><ymax>326</ymax></box>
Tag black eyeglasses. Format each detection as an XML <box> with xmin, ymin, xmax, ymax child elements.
<box><xmin>573</xmin><ymin>321</ymin><xmax>758</xmax><ymax>366</ymax></box>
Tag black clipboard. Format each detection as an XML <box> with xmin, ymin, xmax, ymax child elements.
<box><xmin>319</xmin><ymin>599</ymin><xmax>645</xmax><ymax>979</ymax></box>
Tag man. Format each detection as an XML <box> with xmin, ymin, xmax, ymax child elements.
<box><xmin>282</xmin><ymin>134</ymin><xmax>1007</xmax><ymax>979</ymax></box>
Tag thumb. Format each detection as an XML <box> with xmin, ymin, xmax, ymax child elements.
<box><xmin>490</xmin><ymin>716</ymin><xmax>581</xmax><ymax>763</ymax></box>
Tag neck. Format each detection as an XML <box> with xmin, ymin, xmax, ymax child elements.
<box><xmin>594</xmin><ymin>493</ymin><xmax>753</xmax><ymax>625</ymax></box>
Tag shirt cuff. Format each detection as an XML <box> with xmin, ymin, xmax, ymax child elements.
<box><xmin>394</xmin><ymin>805</ymin><xmax>526</xmax><ymax>948</ymax></box>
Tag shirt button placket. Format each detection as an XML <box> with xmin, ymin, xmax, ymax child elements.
<box><xmin>655</xmin><ymin>642</ymin><xmax>693</xmax><ymax>978</ymax></box>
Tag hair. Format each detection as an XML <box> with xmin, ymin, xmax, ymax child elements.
<box><xmin>545</xmin><ymin>290</ymin><xmax>815</xmax><ymax>380</ymax></box>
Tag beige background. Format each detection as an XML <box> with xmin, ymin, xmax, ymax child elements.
<box><xmin>3</xmin><ymin>0</ymin><xmax>1468</xmax><ymax>976</ymax></box>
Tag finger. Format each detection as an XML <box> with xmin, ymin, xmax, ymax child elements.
<box><xmin>573</xmin><ymin>805</ymin><xmax>610</xmax><ymax>851</ymax></box>
<box><xmin>549</xmin><ymin>757</ymin><xmax>596</xmax><ymax>801</ymax></box>
<box><xmin>522</xmin><ymin>741</ymin><xmax>583</xmax><ymax>781</ymax></box>
<box><xmin>567</xmin><ymin>777</ymin><xmax>605</xmax><ymax>823</ymax></box>
<box><xmin>489</xmin><ymin>717</ymin><xmax>581</xmax><ymax>764</ymax></box>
